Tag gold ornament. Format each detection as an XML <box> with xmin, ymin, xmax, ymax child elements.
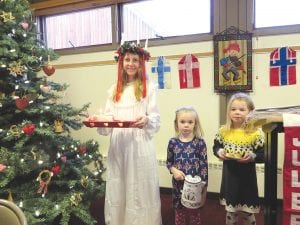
<box><xmin>80</xmin><ymin>176</ymin><xmax>89</xmax><ymax>188</ymax></box>
<box><xmin>7</xmin><ymin>191</ymin><xmax>13</xmax><ymax>202</ymax></box>
<box><xmin>0</xmin><ymin>11</ymin><xmax>15</xmax><ymax>23</ymax></box>
<box><xmin>30</xmin><ymin>147</ymin><xmax>37</xmax><ymax>160</ymax></box>
<box><xmin>8</xmin><ymin>125</ymin><xmax>21</xmax><ymax>137</ymax></box>
<box><xmin>70</xmin><ymin>192</ymin><xmax>82</xmax><ymax>206</ymax></box>
<box><xmin>37</xmin><ymin>169</ymin><xmax>52</xmax><ymax>195</ymax></box>
<box><xmin>54</xmin><ymin>120</ymin><xmax>64</xmax><ymax>133</ymax></box>
<box><xmin>8</xmin><ymin>62</ymin><xmax>25</xmax><ymax>76</ymax></box>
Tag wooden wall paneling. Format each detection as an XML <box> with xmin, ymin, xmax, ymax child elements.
<box><xmin>226</xmin><ymin>0</ymin><xmax>239</xmax><ymax>29</ymax></box>
<box><xmin>218</xmin><ymin>0</ymin><xmax>227</xmax><ymax>33</ymax></box>
<box><xmin>219</xmin><ymin>94</ymin><xmax>227</xmax><ymax>126</ymax></box>
<box><xmin>238</xmin><ymin>0</ymin><xmax>247</xmax><ymax>31</ymax></box>
<box><xmin>31</xmin><ymin>0</ymin><xmax>89</xmax><ymax>9</ymax></box>
<box><xmin>246</xmin><ymin>0</ymin><xmax>254</xmax><ymax>32</ymax></box>
<box><xmin>30</xmin><ymin>0</ymin><xmax>135</xmax><ymax>16</ymax></box>
<box><xmin>212</xmin><ymin>0</ymin><xmax>220</xmax><ymax>34</ymax></box>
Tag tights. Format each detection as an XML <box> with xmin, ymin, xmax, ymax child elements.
<box><xmin>175</xmin><ymin>208</ymin><xmax>201</xmax><ymax>225</ymax></box>
<box><xmin>226</xmin><ymin>211</ymin><xmax>256</xmax><ymax>225</ymax></box>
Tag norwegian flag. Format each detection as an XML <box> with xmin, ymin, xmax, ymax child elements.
<box><xmin>269</xmin><ymin>47</ymin><xmax>297</xmax><ymax>86</ymax></box>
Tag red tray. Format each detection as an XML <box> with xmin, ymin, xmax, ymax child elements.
<box><xmin>83</xmin><ymin>120</ymin><xmax>134</xmax><ymax>128</ymax></box>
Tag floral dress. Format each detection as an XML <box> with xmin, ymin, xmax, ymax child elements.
<box><xmin>213</xmin><ymin>127</ymin><xmax>264</xmax><ymax>213</ymax></box>
<box><xmin>166</xmin><ymin>137</ymin><xmax>208</xmax><ymax>208</ymax></box>
<box><xmin>97</xmin><ymin>81</ymin><xmax>162</xmax><ymax>225</ymax></box>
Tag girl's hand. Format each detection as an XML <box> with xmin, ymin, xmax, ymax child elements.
<box><xmin>217</xmin><ymin>148</ymin><xmax>227</xmax><ymax>160</ymax></box>
<box><xmin>132</xmin><ymin>116</ymin><xmax>148</xmax><ymax>129</ymax></box>
<box><xmin>84</xmin><ymin>114</ymin><xmax>99</xmax><ymax>121</ymax></box>
<box><xmin>238</xmin><ymin>154</ymin><xmax>255</xmax><ymax>163</ymax></box>
<box><xmin>170</xmin><ymin>167</ymin><xmax>185</xmax><ymax>181</ymax></box>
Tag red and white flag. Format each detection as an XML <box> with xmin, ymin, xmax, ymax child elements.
<box><xmin>178</xmin><ymin>54</ymin><xmax>200</xmax><ymax>89</ymax></box>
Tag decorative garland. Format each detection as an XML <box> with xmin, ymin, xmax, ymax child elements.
<box><xmin>114</xmin><ymin>41</ymin><xmax>150</xmax><ymax>62</ymax></box>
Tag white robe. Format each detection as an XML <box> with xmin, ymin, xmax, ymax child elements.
<box><xmin>97</xmin><ymin>81</ymin><xmax>162</xmax><ymax>225</ymax></box>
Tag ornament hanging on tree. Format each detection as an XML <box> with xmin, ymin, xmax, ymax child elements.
<box><xmin>43</xmin><ymin>55</ymin><xmax>55</xmax><ymax>76</ymax></box>
<box><xmin>80</xmin><ymin>176</ymin><xmax>89</xmax><ymax>188</ymax></box>
<box><xmin>27</xmin><ymin>56</ymin><xmax>42</xmax><ymax>72</ymax></box>
<box><xmin>0</xmin><ymin>164</ymin><xmax>7</xmax><ymax>172</ymax></box>
<box><xmin>8</xmin><ymin>62</ymin><xmax>25</xmax><ymax>77</ymax></box>
<box><xmin>78</xmin><ymin>146</ymin><xmax>87</xmax><ymax>154</ymax></box>
<box><xmin>37</xmin><ymin>169</ymin><xmax>52</xmax><ymax>195</ymax></box>
<box><xmin>70</xmin><ymin>192</ymin><xmax>83</xmax><ymax>206</ymax></box>
<box><xmin>40</xmin><ymin>83</ymin><xmax>51</xmax><ymax>93</ymax></box>
<box><xmin>8</xmin><ymin>125</ymin><xmax>21</xmax><ymax>137</ymax></box>
<box><xmin>54</xmin><ymin>120</ymin><xmax>64</xmax><ymax>133</ymax></box>
<box><xmin>20</xmin><ymin>20</ymin><xmax>29</xmax><ymax>29</ymax></box>
<box><xmin>22</xmin><ymin>123</ymin><xmax>35</xmax><ymax>135</ymax></box>
<box><xmin>15</xmin><ymin>97</ymin><xmax>29</xmax><ymax>110</ymax></box>
<box><xmin>7</xmin><ymin>191</ymin><xmax>13</xmax><ymax>202</ymax></box>
<box><xmin>51</xmin><ymin>164</ymin><xmax>60</xmax><ymax>175</ymax></box>
<box><xmin>0</xmin><ymin>11</ymin><xmax>15</xmax><ymax>23</ymax></box>
<box><xmin>30</xmin><ymin>147</ymin><xmax>37</xmax><ymax>160</ymax></box>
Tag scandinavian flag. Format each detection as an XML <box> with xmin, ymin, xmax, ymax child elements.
<box><xmin>269</xmin><ymin>47</ymin><xmax>297</xmax><ymax>86</ymax></box>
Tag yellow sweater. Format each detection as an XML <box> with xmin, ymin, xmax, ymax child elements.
<box><xmin>215</xmin><ymin>127</ymin><xmax>264</xmax><ymax>159</ymax></box>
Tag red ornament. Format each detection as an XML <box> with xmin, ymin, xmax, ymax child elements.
<box><xmin>15</xmin><ymin>97</ymin><xmax>29</xmax><ymax>110</ymax></box>
<box><xmin>51</xmin><ymin>165</ymin><xmax>61</xmax><ymax>175</ymax></box>
<box><xmin>22</xmin><ymin>124</ymin><xmax>36</xmax><ymax>135</ymax></box>
<box><xmin>79</xmin><ymin>146</ymin><xmax>87</xmax><ymax>154</ymax></box>
<box><xmin>20</xmin><ymin>21</ymin><xmax>29</xmax><ymax>29</ymax></box>
<box><xmin>43</xmin><ymin>64</ymin><xmax>55</xmax><ymax>76</ymax></box>
<box><xmin>40</xmin><ymin>84</ymin><xmax>51</xmax><ymax>93</ymax></box>
<box><xmin>0</xmin><ymin>164</ymin><xmax>7</xmax><ymax>172</ymax></box>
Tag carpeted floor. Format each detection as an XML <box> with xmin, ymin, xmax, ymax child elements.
<box><xmin>67</xmin><ymin>192</ymin><xmax>282</xmax><ymax>225</ymax></box>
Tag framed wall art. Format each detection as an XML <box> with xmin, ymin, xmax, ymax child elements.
<box><xmin>213</xmin><ymin>26</ymin><xmax>252</xmax><ymax>93</ymax></box>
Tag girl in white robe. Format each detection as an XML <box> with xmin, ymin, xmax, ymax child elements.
<box><xmin>96</xmin><ymin>41</ymin><xmax>162</xmax><ymax>225</ymax></box>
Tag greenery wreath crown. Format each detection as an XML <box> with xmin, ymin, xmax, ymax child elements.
<box><xmin>114</xmin><ymin>41</ymin><xmax>150</xmax><ymax>62</ymax></box>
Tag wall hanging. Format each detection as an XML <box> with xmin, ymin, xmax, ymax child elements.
<box><xmin>213</xmin><ymin>26</ymin><xmax>252</xmax><ymax>93</ymax></box>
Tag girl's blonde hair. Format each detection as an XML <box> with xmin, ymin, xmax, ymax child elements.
<box><xmin>113</xmin><ymin>54</ymin><xmax>144</xmax><ymax>102</ymax></box>
<box><xmin>174</xmin><ymin>106</ymin><xmax>204</xmax><ymax>138</ymax></box>
<box><xmin>224</xmin><ymin>92</ymin><xmax>255</xmax><ymax>131</ymax></box>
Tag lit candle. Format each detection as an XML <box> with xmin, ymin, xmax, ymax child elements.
<box><xmin>145</xmin><ymin>39</ymin><xmax>148</xmax><ymax>50</ymax></box>
<box><xmin>137</xmin><ymin>26</ymin><xmax>140</xmax><ymax>45</ymax></box>
<box><xmin>120</xmin><ymin>32</ymin><xmax>124</xmax><ymax>45</ymax></box>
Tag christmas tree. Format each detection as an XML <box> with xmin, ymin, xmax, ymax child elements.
<box><xmin>0</xmin><ymin>0</ymin><xmax>105</xmax><ymax>224</ymax></box>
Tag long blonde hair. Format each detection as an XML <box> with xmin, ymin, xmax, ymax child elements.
<box><xmin>223</xmin><ymin>92</ymin><xmax>255</xmax><ymax>131</ymax></box>
<box><xmin>174</xmin><ymin>106</ymin><xmax>204</xmax><ymax>138</ymax></box>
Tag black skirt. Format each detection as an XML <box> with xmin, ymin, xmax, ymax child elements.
<box><xmin>219</xmin><ymin>160</ymin><xmax>260</xmax><ymax>213</ymax></box>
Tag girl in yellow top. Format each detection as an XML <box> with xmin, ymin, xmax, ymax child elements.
<box><xmin>213</xmin><ymin>92</ymin><xmax>264</xmax><ymax>225</ymax></box>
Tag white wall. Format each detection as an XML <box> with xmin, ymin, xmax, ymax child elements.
<box><xmin>48</xmin><ymin>33</ymin><xmax>300</xmax><ymax>198</ymax></box>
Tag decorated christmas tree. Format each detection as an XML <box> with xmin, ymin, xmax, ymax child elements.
<box><xmin>0</xmin><ymin>0</ymin><xmax>105</xmax><ymax>224</ymax></box>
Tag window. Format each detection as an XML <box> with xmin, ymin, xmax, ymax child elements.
<box><xmin>122</xmin><ymin>0</ymin><xmax>211</xmax><ymax>41</ymax></box>
<box><xmin>42</xmin><ymin>7</ymin><xmax>112</xmax><ymax>50</ymax></box>
<box><xmin>255</xmin><ymin>0</ymin><xmax>300</xmax><ymax>28</ymax></box>
<box><xmin>36</xmin><ymin>0</ymin><xmax>212</xmax><ymax>52</ymax></box>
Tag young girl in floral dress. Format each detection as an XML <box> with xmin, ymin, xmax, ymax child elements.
<box><xmin>166</xmin><ymin>106</ymin><xmax>208</xmax><ymax>225</ymax></box>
